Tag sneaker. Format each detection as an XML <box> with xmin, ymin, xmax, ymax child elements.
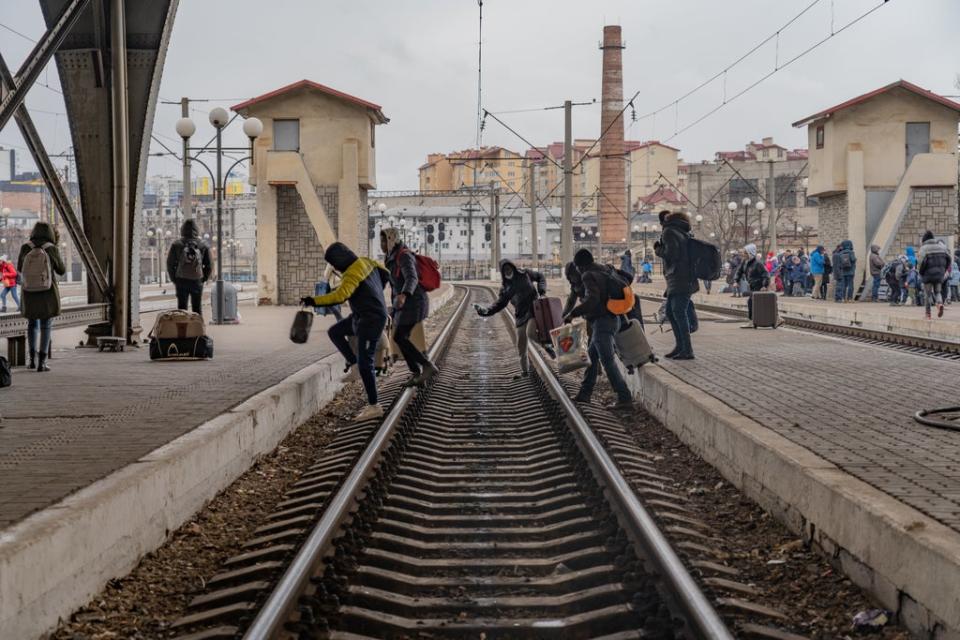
<box><xmin>341</xmin><ymin>366</ymin><xmax>360</xmax><ymax>383</ymax></box>
<box><xmin>355</xmin><ymin>404</ymin><xmax>384</xmax><ymax>421</ymax></box>
<box><xmin>938</xmin><ymin>304</ymin><xmax>944</xmax><ymax>318</ymax></box>
<box><xmin>419</xmin><ymin>362</ymin><xmax>440</xmax><ymax>385</ymax></box>
<box><xmin>512</xmin><ymin>371</ymin><xmax>530</xmax><ymax>380</ymax></box>
<box><xmin>663</xmin><ymin>349</ymin><xmax>680</xmax><ymax>359</ymax></box>
<box><xmin>740</xmin><ymin>323</ymin><xmax>756</xmax><ymax>329</ymax></box>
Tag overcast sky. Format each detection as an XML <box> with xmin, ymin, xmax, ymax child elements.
<box><xmin>1</xmin><ymin>0</ymin><xmax>958</xmax><ymax>191</ymax></box>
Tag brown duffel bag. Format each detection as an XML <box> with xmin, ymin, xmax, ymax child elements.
<box><xmin>150</xmin><ymin>310</ymin><xmax>207</xmax><ymax>340</ymax></box>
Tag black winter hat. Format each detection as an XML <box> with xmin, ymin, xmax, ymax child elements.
<box><xmin>574</xmin><ymin>248</ymin><xmax>594</xmax><ymax>269</ymax></box>
<box><xmin>922</xmin><ymin>230</ymin><xmax>934</xmax><ymax>242</ymax></box>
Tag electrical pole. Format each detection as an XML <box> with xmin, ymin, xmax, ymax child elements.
<box><xmin>489</xmin><ymin>181</ymin><xmax>498</xmax><ymax>276</ymax></box>
<box><xmin>561</xmin><ymin>100</ymin><xmax>573</xmax><ymax>265</ymax></box>
<box><xmin>596</xmin><ymin>192</ymin><xmax>602</xmax><ymax>257</ymax></box>
<box><xmin>466</xmin><ymin>201</ymin><xmax>473</xmax><ymax>279</ymax></box>
<box><xmin>766</xmin><ymin>160</ymin><xmax>777</xmax><ymax>255</ymax></box>
<box><xmin>697</xmin><ymin>172</ymin><xmax>703</xmax><ymax>220</ymax></box>
<box><xmin>181</xmin><ymin>97</ymin><xmax>192</xmax><ymax>221</ymax></box>
<box><xmin>528</xmin><ymin>160</ymin><xmax>538</xmax><ymax>268</ymax></box>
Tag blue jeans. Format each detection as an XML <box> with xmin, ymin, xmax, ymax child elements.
<box><xmin>835</xmin><ymin>274</ymin><xmax>854</xmax><ymax>301</ymax></box>
<box><xmin>665</xmin><ymin>292</ymin><xmax>693</xmax><ymax>355</ymax></box>
<box><xmin>328</xmin><ymin>313</ymin><xmax>387</xmax><ymax>405</ymax></box>
<box><xmin>1</xmin><ymin>286</ymin><xmax>19</xmax><ymax>310</ymax></box>
<box><xmin>27</xmin><ymin>317</ymin><xmax>53</xmax><ymax>356</ymax></box>
<box><xmin>871</xmin><ymin>275</ymin><xmax>882</xmax><ymax>301</ymax></box>
<box><xmin>577</xmin><ymin>315</ymin><xmax>631</xmax><ymax>403</ymax></box>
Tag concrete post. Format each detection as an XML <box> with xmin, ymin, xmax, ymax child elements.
<box><xmin>529</xmin><ymin>160</ymin><xmax>538</xmax><ymax>268</ymax></box>
<box><xmin>562</xmin><ymin>100</ymin><xmax>573</xmax><ymax>265</ymax></box>
<box><xmin>489</xmin><ymin>181</ymin><xmax>497</xmax><ymax>276</ymax></box>
<box><xmin>110</xmin><ymin>0</ymin><xmax>130</xmax><ymax>341</ymax></box>
<box><xmin>767</xmin><ymin>160</ymin><xmax>778</xmax><ymax>255</ymax></box>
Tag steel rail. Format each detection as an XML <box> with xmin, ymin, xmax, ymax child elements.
<box><xmin>242</xmin><ymin>286</ymin><xmax>472</xmax><ymax>640</ymax></box>
<box><xmin>480</xmin><ymin>284</ymin><xmax>733</xmax><ymax>640</ymax></box>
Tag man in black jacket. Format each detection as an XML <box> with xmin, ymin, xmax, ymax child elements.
<box><xmin>381</xmin><ymin>228</ymin><xmax>438</xmax><ymax>386</ymax></box>
<box><xmin>166</xmin><ymin>219</ymin><xmax>212</xmax><ymax>314</ymax></box>
<box><xmin>653</xmin><ymin>211</ymin><xmax>698</xmax><ymax>359</ymax></box>
<box><xmin>564</xmin><ymin>249</ymin><xmax>633</xmax><ymax>410</ymax></box>
<box><xmin>733</xmin><ymin>243</ymin><xmax>770</xmax><ymax>326</ymax></box>
<box><xmin>476</xmin><ymin>259</ymin><xmax>547</xmax><ymax>378</ymax></box>
<box><xmin>919</xmin><ymin>230</ymin><xmax>950</xmax><ymax>319</ymax></box>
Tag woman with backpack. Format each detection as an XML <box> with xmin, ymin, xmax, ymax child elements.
<box><xmin>381</xmin><ymin>228</ymin><xmax>438</xmax><ymax>387</ymax></box>
<box><xmin>17</xmin><ymin>221</ymin><xmax>65</xmax><ymax>371</ymax></box>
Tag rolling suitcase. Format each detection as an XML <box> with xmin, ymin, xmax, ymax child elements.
<box><xmin>149</xmin><ymin>310</ymin><xmax>213</xmax><ymax>360</ymax></box>
<box><xmin>350</xmin><ymin>329</ymin><xmax>393</xmax><ymax>374</ymax></box>
<box><xmin>614</xmin><ymin>318</ymin><xmax>656</xmax><ymax>372</ymax></box>
<box><xmin>532</xmin><ymin>297</ymin><xmax>563</xmax><ymax>344</ymax></box>
<box><xmin>751</xmin><ymin>291</ymin><xmax>779</xmax><ymax>328</ymax></box>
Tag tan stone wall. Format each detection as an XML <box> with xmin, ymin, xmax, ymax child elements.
<box><xmin>818</xmin><ymin>193</ymin><xmax>849</xmax><ymax>253</ymax></box>
<box><xmin>890</xmin><ymin>188</ymin><xmax>958</xmax><ymax>259</ymax></box>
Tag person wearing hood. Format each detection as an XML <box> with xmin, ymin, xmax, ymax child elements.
<box><xmin>381</xmin><ymin>228</ymin><xmax>438</xmax><ymax>386</ymax></box>
<box><xmin>918</xmin><ymin>230</ymin><xmax>950</xmax><ymax>319</ymax></box>
<box><xmin>1</xmin><ymin>254</ymin><xmax>19</xmax><ymax>312</ymax></box>
<box><xmin>301</xmin><ymin>242</ymin><xmax>390</xmax><ymax>421</ymax></box>
<box><xmin>17</xmin><ymin>221</ymin><xmax>65</xmax><ymax>371</ymax></box>
<box><xmin>653</xmin><ymin>210</ymin><xmax>698</xmax><ymax>359</ymax></box>
<box><xmin>476</xmin><ymin>259</ymin><xmax>547</xmax><ymax>379</ymax></box>
<box><xmin>868</xmin><ymin>244</ymin><xmax>885</xmax><ymax>302</ymax></box>
<box><xmin>833</xmin><ymin>240</ymin><xmax>857</xmax><ymax>302</ymax></box>
<box><xmin>166</xmin><ymin>219</ymin><xmax>213</xmax><ymax>314</ymax></box>
<box><xmin>733</xmin><ymin>243</ymin><xmax>770</xmax><ymax>326</ymax></box>
<box><xmin>619</xmin><ymin>249</ymin><xmax>635</xmax><ymax>278</ymax></box>
<box><xmin>809</xmin><ymin>246</ymin><xmax>825</xmax><ymax>299</ymax></box>
<box><xmin>563</xmin><ymin>249</ymin><xmax>633</xmax><ymax>409</ymax></box>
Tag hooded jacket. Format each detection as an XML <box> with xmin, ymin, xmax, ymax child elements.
<box><xmin>734</xmin><ymin>255</ymin><xmax>770</xmax><ymax>292</ymax></box>
<box><xmin>309</xmin><ymin>243</ymin><xmax>389</xmax><ymax>321</ymax></box>
<box><xmin>166</xmin><ymin>220</ymin><xmax>213</xmax><ymax>282</ymax></box>
<box><xmin>562</xmin><ymin>261</ymin><xmax>585</xmax><ymax>317</ymax></box>
<box><xmin>480</xmin><ymin>259</ymin><xmax>545</xmax><ymax>327</ymax></box>
<box><xmin>17</xmin><ymin>221</ymin><xmax>66</xmax><ymax>320</ymax></box>
<box><xmin>0</xmin><ymin>259</ymin><xmax>16</xmax><ymax>288</ymax></box>
<box><xmin>919</xmin><ymin>237</ymin><xmax>951</xmax><ymax>284</ymax></box>
<box><xmin>869</xmin><ymin>245</ymin><xmax>884</xmax><ymax>276</ymax></box>
<box><xmin>834</xmin><ymin>240</ymin><xmax>857</xmax><ymax>277</ymax></box>
<box><xmin>653</xmin><ymin>211</ymin><xmax>699</xmax><ymax>295</ymax></box>
<box><xmin>382</xmin><ymin>228</ymin><xmax>429</xmax><ymax>326</ymax></box>
<box><xmin>619</xmin><ymin>251</ymin><xmax>635</xmax><ymax>277</ymax></box>
<box><xmin>809</xmin><ymin>247</ymin><xmax>825</xmax><ymax>275</ymax></box>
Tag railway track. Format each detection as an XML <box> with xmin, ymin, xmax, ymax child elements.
<box><xmin>640</xmin><ymin>294</ymin><xmax>960</xmax><ymax>360</ymax></box>
<box><xmin>171</xmin><ymin>286</ymin><xmax>742</xmax><ymax>639</ymax></box>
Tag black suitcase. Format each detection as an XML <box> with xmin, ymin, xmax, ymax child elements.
<box><xmin>751</xmin><ymin>291</ymin><xmax>779</xmax><ymax>328</ymax></box>
<box><xmin>149</xmin><ymin>335</ymin><xmax>214</xmax><ymax>360</ymax></box>
<box><xmin>290</xmin><ymin>309</ymin><xmax>314</xmax><ymax>344</ymax></box>
<box><xmin>0</xmin><ymin>355</ymin><xmax>10</xmax><ymax>387</ymax></box>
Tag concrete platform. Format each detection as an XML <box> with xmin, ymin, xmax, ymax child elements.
<box><xmin>0</xmin><ymin>285</ymin><xmax>454</xmax><ymax>639</ymax></box>
<box><xmin>628</xmin><ymin>316</ymin><xmax>960</xmax><ymax>637</ymax></box>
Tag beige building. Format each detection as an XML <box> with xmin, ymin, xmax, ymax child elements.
<box><xmin>417</xmin><ymin>147</ymin><xmax>525</xmax><ymax>194</ymax></box>
<box><xmin>233</xmin><ymin>80</ymin><xmax>388</xmax><ymax>305</ymax></box>
<box><xmin>794</xmin><ymin>80</ymin><xmax>960</xmax><ymax>284</ymax></box>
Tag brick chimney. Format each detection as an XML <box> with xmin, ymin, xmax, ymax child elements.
<box><xmin>599</xmin><ymin>25</ymin><xmax>626</xmax><ymax>244</ymax></box>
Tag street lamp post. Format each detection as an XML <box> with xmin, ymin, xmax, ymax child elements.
<box><xmin>176</xmin><ymin>109</ymin><xmax>262</xmax><ymax>324</ymax></box>
<box><xmin>755</xmin><ymin>200</ymin><xmax>766</xmax><ymax>254</ymax></box>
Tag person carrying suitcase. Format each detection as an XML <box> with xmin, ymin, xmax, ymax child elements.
<box><xmin>381</xmin><ymin>228</ymin><xmax>439</xmax><ymax>387</ymax></box>
<box><xmin>475</xmin><ymin>259</ymin><xmax>547</xmax><ymax>379</ymax></box>
<box><xmin>166</xmin><ymin>219</ymin><xmax>212</xmax><ymax>314</ymax></box>
<box><xmin>733</xmin><ymin>243</ymin><xmax>771</xmax><ymax>327</ymax></box>
<box><xmin>301</xmin><ymin>242</ymin><xmax>390</xmax><ymax>421</ymax></box>
<box><xmin>563</xmin><ymin>249</ymin><xmax>633</xmax><ymax>410</ymax></box>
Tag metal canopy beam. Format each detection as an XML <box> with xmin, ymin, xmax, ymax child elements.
<box><xmin>0</xmin><ymin>52</ymin><xmax>110</xmax><ymax>298</ymax></box>
<box><xmin>0</xmin><ymin>0</ymin><xmax>91</xmax><ymax>130</ymax></box>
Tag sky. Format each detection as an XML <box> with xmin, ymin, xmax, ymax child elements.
<box><xmin>1</xmin><ymin>0</ymin><xmax>958</xmax><ymax>191</ymax></box>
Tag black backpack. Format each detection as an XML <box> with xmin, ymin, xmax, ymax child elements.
<box><xmin>0</xmin><ymin>356</ymin><xmax>11</xmax><ymax>388</ymax></box>
<box><xmin>176</xmin><ymin>239</ymin><xmax>204</xmax><ymax>280</ymax></box>
<box><xmin>688</xmin><ymin>235</ymin><xmax>722</xmax><ymax>281</ymax></box>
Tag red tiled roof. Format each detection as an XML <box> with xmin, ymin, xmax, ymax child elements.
<box><xmin>792</xmin><ymin>79</ymin><xmax>960</xmax><ymax>128</ymax></box>
<box><xmin>640</xmin><ymin>186</ymin><xmax>684</xmax><ymax>206</ymax></box>
<box><xmin>787</xmin><ymin>149</ymin><xmax>808</xmax><ymax>161</ymax></box>
<box><xmin>232</xmin><ymin>79</ymin><xmax>388</xmax><ymax>123</ymax></box>
<box><xmin>627</xmin><ymin>140</ymin><xmax>680</xmax><ymax>152</ymax></box>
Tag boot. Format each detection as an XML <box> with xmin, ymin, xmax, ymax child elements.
<box><xmin>37</xmin><ymin>353</ymin><xmax>50</xmax><ymax>372</ymax></box>
<box><xmin>28</xmin><ymin>350</ymin><xmax>36</xmax><ymax>370</ymax></box>
<box><xmin>355</xmin><ymin>404</ymin><xmax>384</xmax><ymax>421</ymax></box>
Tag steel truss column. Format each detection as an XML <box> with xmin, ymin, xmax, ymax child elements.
<box><xmin>0</xmin><ymin>0</ymin><xmax>92</xmax><ymax>130</ymax></box>
<box><xmin>0</xmin><ymin>52</ymin><xmax>110</xmax><ymax>298</ymax></box>
<box><xmin>110</xmin><ymin>0</ymin><xmax>130</xmax><ymax>340</ymax></box>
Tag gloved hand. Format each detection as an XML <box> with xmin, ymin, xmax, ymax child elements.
<box><xmin>473</xmin><ymin>303</ymin><xmax>486</xmax><ymax>316</ymax></box>
<box><xmin>562</xmin><ymin>314</ymin><xmax>572</xmax><ymax>325</ymax></box>
<box><xmin>300</xmin><ymin>296</ymin><xmax>316</xmax><ymax>307</ymax></box>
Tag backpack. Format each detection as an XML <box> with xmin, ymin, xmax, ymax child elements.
<box><xmin>604</xmin><ymin>267</ymin><xmax>634</xmax><ymax>315</ymax></box>
<box><xmin>176</xmin><ymin>239</ymin><xmax>205</xmax><ymax>280</ymax></box>
<box><xmin>688</xmin><ymin>236</ymin><xmax>722</xmax><ymax>281</ymax></box>
<box><xmin>395</xmin><ymin>248</ymin><xmax>441</xmax><ymax>292</ymax></box>
<box><xmin>880</xmin><ymin>261</ymin><xmax>899</xmax><ymax>282</ymax></box>
<box><xmin>838</xmin><ymin>251</ymin><xmax>853</xmax><ymax>271</ymax></box>
<box><xmin>0</xmin><ymin>355</ymin><xmax>10</xmax><ymax>388</ymax></box>
<box><xmin>21</xmin><ymin>242</ymin><xmax>54</xmax><ymax>292</ymax></box>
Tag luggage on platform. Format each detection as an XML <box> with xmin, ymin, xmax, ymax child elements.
<box><xmin>550</xmin><ymin>320</ymin><xmax>589</xmax><ymax>374</ymax></box>
<box><xmin>290</xmin><ymin>309</ymin><xmax>314</xmax><ymax>344</ymax></box>
<box><xmin>149</xmin><ymin>310</ymin><xmax>214</xmax><ymax>360</ymax></box>
<box><xmin>751</xmin><ymin>291</ymin><xmax>779</xmax><ymax>328</ymax></box>
<box><xmin>0</xmin><ymin>355</ymin><xmax>11</xmax><ymax>387</ymax></box>
<box><xmin>532</xmin><ymin>296</ymin><xmax>563</xmax><ymax>344</ymax></box>
<box><xmin>615</xmin><ymin>317</ymin><xmax>656</xmax><ymax>372</ymax></box>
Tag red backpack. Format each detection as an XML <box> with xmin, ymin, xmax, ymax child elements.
<box><xmin>395</xmin><ymin>248</ymin><xmax>441</xmax><ymax>292</ymax></box>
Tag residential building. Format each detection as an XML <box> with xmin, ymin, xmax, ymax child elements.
<box><xmin>794</xmin><ymin>80</ymin><xmax>959</xmax><ymax>281</ymax></box>
<box><xmin>232</xmin><ymin>79</ymin><xmax>388</xmax><ymax>305</ymax></box>
<box><xmin>418</xmin><ymin>147</ymin><xmax>526</xmax><ymax>194</ymax></box>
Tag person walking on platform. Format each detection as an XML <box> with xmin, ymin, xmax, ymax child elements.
<box><xmin>809</xmin><ymin>246</ymin><xmax>825</xmax><ymax>299</ymax></box>
<box><xmin>919</xmin><ymin>230</ymin><xmax>950</xmax><ymax>319</ymax></box>
<box><xmin>475</xmin><ymin>259</ymin><xmax>547</xmax><ymax>379</ymax></box>
<box><xmin>727</xmin><ymin>251</ymin><xmax>742</xmax><ymax>296</ymax></box>
<box><xmin>17</xmin><ymin>221</ymin><xmax>65</xmax><ymax>371</ymax></box>
<box><xmin>0</xmin><ymin>255</ymin><xmax>19</xmax><ymax>312</ymax></box>
<box><xmin>834</xmin><ymin>240</ymin><xmax>857</xmax><ymax>302</ymax></box>
<box><xmin>734</xmin><ymin>243</ymin><xmax>770</xmax><ymax>327</ymax></box>
<box><xmin>620</xmin><ymin>249</ymin><xmax>635</xmax><ymax>278</ymax></box>
<box><xmin>563</xmin><ymin>249</ymin><xmax>633</xmax><ymax>409</ymax></box>
<box><xmin>868</xmin><ymin>245</ymin><xmax>885</xmax><ymax>302</ymax></box>
<box><xmin>301</xmin><ymin>242</ymin><xmax>390</xmax><ymax>421</ymax></box>
<box><xmin>381</xmin><ymin>228</ymin><xmax>438</xmax><ymax>387</ymax></box>
<box><xmin>948</xmin><ymin>256</ymin><xmax>960</xmax><ymax>303</ymax></box>
<box><xmin>166</xmin><ymin>219</ymin><xmax>212</xmax><ymax>314</ymax></box>
<box><xmin>654</xmin><ymin>211</ymin><xmax>698</xmax><ymax>360</ymax></box>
